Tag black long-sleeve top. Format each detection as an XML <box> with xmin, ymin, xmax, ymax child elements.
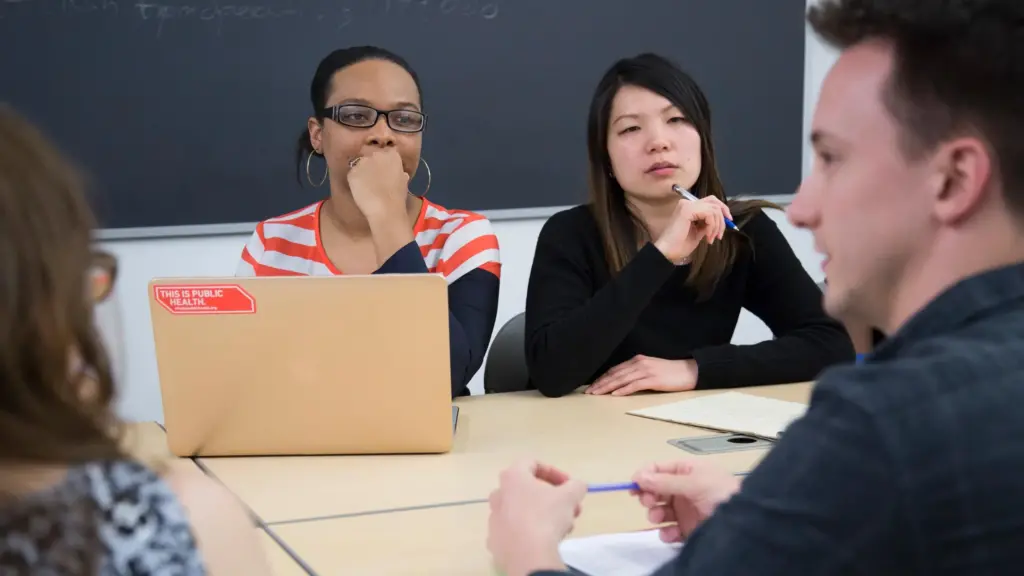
<box><xmin>524</xmin><ymin>205</ymin><xmax>854</xmax><ymax>396</ymax></box>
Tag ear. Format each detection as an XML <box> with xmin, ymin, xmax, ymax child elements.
<box><xmin>930</xmin><ymin>136</ymin><xmax>992</xmax><ymax>225</ymax></box>
<box><xmin>307</xmin><ymin>117</ymin><xmax>324</xmax><ymax>154</ymax></box>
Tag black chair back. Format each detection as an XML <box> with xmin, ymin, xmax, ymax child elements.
<box><xmin>483</xmin><ymin>312</ymin><xmax>531</xmax><ymax>394</ymax></box>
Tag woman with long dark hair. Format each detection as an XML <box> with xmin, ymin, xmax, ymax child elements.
<box><xmin>524</xmin><ymin>53</ymin><xmax>854</xmax><ymax>397</ymax></box>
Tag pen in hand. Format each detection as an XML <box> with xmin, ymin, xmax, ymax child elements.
<box><xmin>672</xmin><ymin>184</ymin><xmax>738</xmax><ymax>230</ymax></box>
<box><xmin>587</xmin><ymin>482</ymin><xmax>639</xmax><ymax>493</ymax></box>
<box><xmin>588</xmin><ymin>471</ymin><xmax>749</xmax><ymax>494</ymax></box>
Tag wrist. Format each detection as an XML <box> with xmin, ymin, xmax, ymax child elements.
<box><xmin>722</xmin><ymin>475</ymin><xmax>742</xmax><ymax>501</ymax></box>
<box><xmin>361</xmin><ymin>200</ymin><xmax>403</xmax><ymax>224</ymax></box>
<box><xmin>652</xmin><ymin>239</ymin><xmax>692</xmax><ymax>265</ymax></box>
<box><xmin>652</xmin><ymin>238</ymin><xmax>674</xmax><ymax>261</ymax></box>
<box><xmin>508</xmin><ymin>547</ymin><xmax>566</xmax><ymax>576</ymax></box>
<box><xmin>363</xmin><ymin>206</ymin><xmax>396</xmax><ymax>228</ymax></box>
<box><xmin>352</xmin><ymin>183</ymin><xmax>407</xmax><ymax>219</ymax></box>
<box><xmin>368</xmin><ymin>219</ymin><xmax>415</xmax><ymax>267</ymax></box>
<box><xmin>672</xmin><ymin>359</ymin><xmax>698</xmax><ymax>391</ymax></box>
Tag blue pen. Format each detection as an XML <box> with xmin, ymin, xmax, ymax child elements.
<box><xmin>590</xmin><ymin>474</ymin><xmax>748</xmax><ymax>493</ymax></box>
<box><xmin>672</xmin><ymin>184</ymin><xmax>738</xmax><ymax>230</ymax></box>
<box><xmin>587</xmin><ymin>481</ymin><xmax>640</xmax><ymax>493</ymax></box>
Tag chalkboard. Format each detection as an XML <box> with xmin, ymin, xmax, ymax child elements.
<box><xmin>1</xmin><ymin>0</ymin><xmax>806</xmax><ymax>237</ymax></box>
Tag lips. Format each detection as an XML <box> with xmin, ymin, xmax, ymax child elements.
<box><xmin>646</xmin><ymin>161</ymin><xmax>678</xmax><ymax>173</ymax></box>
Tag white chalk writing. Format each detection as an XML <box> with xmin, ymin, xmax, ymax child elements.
<box><xmin>133</xmin><ymin>0</ymin><xmax>308</xmax><ymax>37</ymax></box>
<box><xmin>386</xmin><ymin>0</ymin><xmax>498</xmax><ymax>20</ymax></box>
<box><xmin>0</xmin><ymin>0</ymin><xmax>499</xmax><ymax>33</ymax></box>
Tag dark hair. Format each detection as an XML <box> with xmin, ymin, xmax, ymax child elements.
<box><xmin>586</xmin><ymin>53</ymin><xmax>782</xmax><ymax>299</ymax></box>
<box><xmin>0</xmin><ymin>104</ymin><xmax>122</xmax><ymax>467</ymax></box>
<box><xmin>808</xmin><ymin>0</ymin><xmax>1024</xmax><ymax>214</ymax></box>
<box><xmin>295</xmin><ymin>46</ymin><xmax>423</xmax><ymax>185</ymax></box>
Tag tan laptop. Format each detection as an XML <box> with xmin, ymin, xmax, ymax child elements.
<box><xmin>148</xmin><ymin>274</ymin><xmax>455</xmax><ymax>457</ymax></box>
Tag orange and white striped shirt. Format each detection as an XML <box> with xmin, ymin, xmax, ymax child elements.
<box><xmin>236</xmin><ymin>198</ymin><xmax>501</xmax><ymax>396</ymax></box>
<box><xmin>235</xmin><ymin>198</ymin><xmax>501</xmax><ymax>282</ymax></box>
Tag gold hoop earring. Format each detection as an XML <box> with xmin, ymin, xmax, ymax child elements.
<box><xmin>412</xmin><ymin>157</ymin><xmax>431</xmax><ymax>197</ymax></box>
<box><xmin>306</xmin><ymin>150</ymin><xmax>328</xmax><ymax>188</ymax></box>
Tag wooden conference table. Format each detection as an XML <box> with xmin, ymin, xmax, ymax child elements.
<box><xmin>121</xmin><ymin>422</ymin><xmax>309</xmax><ymax>575</ymax></box>
<box><xmin>132</xmin><ymin>382</ymin><xmax>814</xmax><ymax>575</ymax></box>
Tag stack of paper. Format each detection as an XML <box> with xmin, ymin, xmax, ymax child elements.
<box><xmin>626</xmin><ymin>391</ymin><xmax>808</xmax><ymax>440</ymax></box>
<box><xmin>559</xmin><ymin>530</ymin><xmax>681</xmax><ymax>576</ymax></box>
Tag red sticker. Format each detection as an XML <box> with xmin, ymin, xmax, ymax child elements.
<box><xmin>154</xmin><ymin>284</ymin><xmax>256</xmax><ymax>315</ymax></box>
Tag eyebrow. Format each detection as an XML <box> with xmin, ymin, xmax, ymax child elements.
<box><xmin>810</xmin><ymin>129</ymin><xmax>851</xmax><ymax>153</ymax></box>
<box><xmin>612</xmin><ymin>103</ymin><xmax>680</xmax><ymax>124</ymax></box>
<box><xmin>337</xmin><ymin>98</ymin><xmax>421</xmax><ymax>111</ymax></box>
<box><xmin>810</xmin><ymin>129</ymin><xmax>839</xmax><ymax>146</ymax></box>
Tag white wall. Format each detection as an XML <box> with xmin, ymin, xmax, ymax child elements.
<box><xmin>96</xmin><ymin>13</ymin><xmax>840</xmax><ymax>423</ymax></box>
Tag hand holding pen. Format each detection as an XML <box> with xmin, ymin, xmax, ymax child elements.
<box><xmin>651</xmin><ymin>185</ymin><xmax>735</xmax><ymax>263</ymax></box>
<box><xmin>486</xmin><ymin>458</ymin><xmax>748</xmax><ymax>574</ymax></box>
<box><xmin>672</xmin><ymin>185</ymin><xmax>737</xmax><ymax>230</ymax></box>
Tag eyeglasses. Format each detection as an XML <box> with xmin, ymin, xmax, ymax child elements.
<box><xmin>322</xmin><ymin>104</ymin><xmax>427</xmax><ymax>133</ymax></box>
<box><xmin>88</xmin><ymin>250</ymin><xmax>118</xmax><ymax>303</ymax></box>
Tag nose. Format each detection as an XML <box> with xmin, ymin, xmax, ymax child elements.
<box><xmin>647</xmin><ymin>139</ymin><xmax>670</xmax><ymax>154</ymax></box>
<box><xmin>787</xmin><ymin>176</ymin><xmax>819</xmax><ymax>230</ymax></box>
<box><xmin>646</xmin><ymin>124</ymin><xmax>671</xmax><ymax>153</ymax></box>
<box><xmin>364</xmin><ymin>114</ymin><xmax>396</xmax><ymax>148</ymax></box>
<box><xmin>646</xmin><ymin>136</ymin><xmax>670</xmax><ymax>153</ymax></box>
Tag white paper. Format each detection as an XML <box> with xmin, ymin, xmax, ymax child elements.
<box><xmin>558</xmin><ymin>530</ymin><xmax>681</xmax><ymax>576</ymax></box>
<box><xmin>626</xmin><ymin>391</ymin><xmax>807</xmax><ymax>440</ymax></box>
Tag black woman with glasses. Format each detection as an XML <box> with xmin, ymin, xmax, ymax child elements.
<box><xmin>235</xmin><ymin>46</ymin><xmax>501</xmax><ymax>398</ymax></box>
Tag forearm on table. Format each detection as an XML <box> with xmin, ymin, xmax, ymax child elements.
<box><xmin>526</xmin><ymin>243</ymin><xmax>676</xmax><ymax>397</ymax></box>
